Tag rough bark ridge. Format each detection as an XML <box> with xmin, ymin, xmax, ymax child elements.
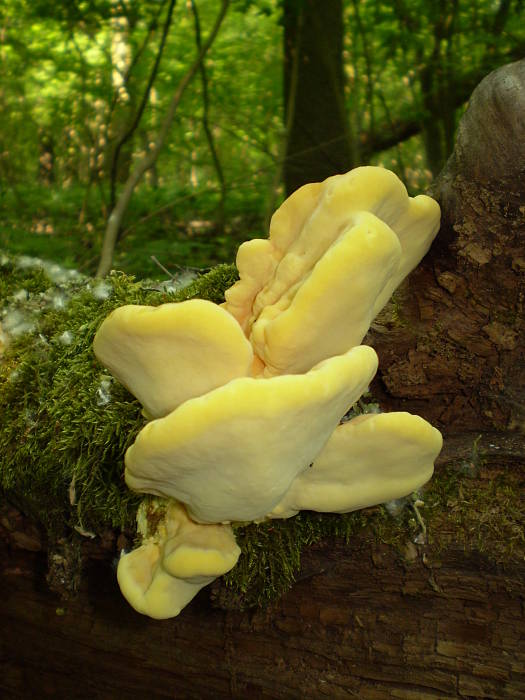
<box><xmin>370</xmin><ymin>59</ymin><xmax>525</xmax><ymax>433</ymax></box>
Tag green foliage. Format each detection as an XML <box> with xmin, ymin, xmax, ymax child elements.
<box><xmin>0</xmin><ymin>0</ymin><xmax>282</xmax><ymax>190</ymax></box>
<box><xmin>0</xmin><ymin>183</ymin><xmax>259</xmax><ymax>278</ymax></box>
<box><xmin>345</xmin><ymin>0</ymin><xmax>525</xmax><ymax>180</ymax></box>
<box><xmin>2</xmin><ymin>0</ymin><xmax>524</xmax><ymax>249</ymax></box>
<box><xmin>0</xmin><ymin>0</ymin><xmax>523</xmax><ymax>277</ymax></box>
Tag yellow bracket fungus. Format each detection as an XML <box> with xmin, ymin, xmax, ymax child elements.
<box><xmin>117</xmin><ymin>501</ymin><xmax>240</xmax><ymax>619</ymax></box>
<box><xmin>93</xmin><ymin>166</ymin><xmax>443</xmax><ymax>619</ymax></box>
<box><xmin>223</xmin><ymin>166</ymin><xmax>440</xmax><ymax>376</ymax></box>
<box><xmin>269</xmin><ymin>412</ymin><xmax>443</xmax><ymax>519</ymax></box>
<box><xmin>124</xmin><ymin>346</ymin><xmax>378</xmax><ymax>523</ymax></box>
<box><xmin>93</xmin><ymin>299</ymin><xmax>253</xmax><ymax>418</ymax></box>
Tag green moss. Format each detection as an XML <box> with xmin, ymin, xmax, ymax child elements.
<box><xmin>178</xmin><ymin>263</ymin><xmax>239</xmax><ymax>304</ymax></box>
<box><xmin>220</xmin><ymin>500</ymin><xmax>418</xmax><ymax>609</ymax></box>
<box><xmin>221</xmin><ymin>511</ymin><xmax>365</xmax><ymax>609</ymax></box>
<box><xmin>219</xmin><ymin>458</ymin><xmax>524</xmax><ymax>609</ymax></box>
<box><xmin>424</xmin><ymin>462</ymin><xmax>525</xmax><ymax>565</ymax></box>
<box><xmin>0</xmin><ymin>260</ymin><xmax>50</xmax><ymax>299</ymax></box>
<box><xmin>0</xmin><ymin>252</ymin><xmax>237</xmax><ymax>539</ymax></box>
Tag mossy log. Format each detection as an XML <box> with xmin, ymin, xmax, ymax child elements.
<box><xmin>1</xmin><ymin>467</ymin><xmax>524</xmax><ymax>700</ymax></box>
<box><xmin>1</xmin><ymin>61</ymin><xmax>525</xmax><ymax>698</ymax></box>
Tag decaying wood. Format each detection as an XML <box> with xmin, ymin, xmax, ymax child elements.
<box><xmin>369</xmin><ymin>59</ymin><xmax>525</xmax><ymax>433</ymax></box>
<box><xmin>2</xmin><ymin>61</ymin><xmax>525</xmax><ymax>699</ymax></box>
<box><xmin>1</xmin><ymin>496</ymin><xmax>524</xmax><ymax>700</ymax></box>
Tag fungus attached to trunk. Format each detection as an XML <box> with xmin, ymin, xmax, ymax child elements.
<box><xmin>124</xmin><ymin>346</ymin><xmax>378</xmax><ymax>524</ymax></box>
<box><xmin>269</xmin><ymin>412</ymin><xmax>443</xmax><ymax>519</ymax></box>
<box><xmin>93</xmin><ymin>166</ymin><xmax>442</xmax><ymax>619</ymax></box>
<box><xmin>223</xmin><ymin>166</ymin><xmax>440</xmax><ymax>376</ymax></box>
<box><xmin>117</xmin><ymin>501</ymin><xmax>240</xmax><ymax>620</ymax></box>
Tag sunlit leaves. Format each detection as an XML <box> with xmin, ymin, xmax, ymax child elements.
<box><xmin>0</xmin><ymin>0</ymin><xmax>523</xmax><ymax>225</ymax></box>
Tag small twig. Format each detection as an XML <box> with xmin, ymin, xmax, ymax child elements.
<box><xmin>411</xmin><ymin>498</ymin><xmax>427</xmax><ymax>537</ymax></box>
<box><xmin>150</xmin><ymin>255</ymin><xmax>209</xmax><ymax>276</ymax></box>
<box><xmin>150</xmin><ymin>255</ymin><xmax>175</xmax><ymax>278</ymax></box>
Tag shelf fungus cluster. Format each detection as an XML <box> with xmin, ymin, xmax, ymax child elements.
<box><xmin>94</xmin><ymin>166</ymin><xmax>443</xmax><ymax>619</ymax></box>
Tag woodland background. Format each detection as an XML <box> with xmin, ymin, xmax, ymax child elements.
<box><xmin>1</xmin><ymin>0</ymin><xmax>524</xmax><ymax>277</ymax></box>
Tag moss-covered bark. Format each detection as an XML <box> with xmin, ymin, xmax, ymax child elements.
<box><xmin>0</xmin><ymin>257</ymin><xmax>238</xmax><ymax>539</ymax></box>
<box><xmin>1</xmin><ymin>251</ymin><xmax>523</xmax><ymax>612</ymax></box>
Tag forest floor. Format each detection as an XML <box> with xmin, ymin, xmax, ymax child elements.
<box><xmin>0</xmin><ymin>184</ymin><xmax>265</xmax><ymax>278</ymax></box>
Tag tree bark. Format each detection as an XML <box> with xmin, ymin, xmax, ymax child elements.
<box><xmin>283</xmin><ymin>0</ymin><xmax>354</xmax><ymax>196</ymax></box>
<box><xmin>1</xmin><ymin>472</ymin><xmax>524</xmax><ymax>699</ymax></box>
<box><xmin>369</xmin><ymin>59</ymin><xmax>525</xmax><ymax>434</ymax></box>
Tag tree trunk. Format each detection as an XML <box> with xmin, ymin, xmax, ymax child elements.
<box><xmin>1</xmin><ymin>475</ymin><xmax>524</xmax><ymax>699</ymax></box>
<box><xmin>369</xmin><ymin>58</ymin><xmax>525</xmax><ymax>434</ymax></box>
<box><xmin>283</xmin><ymin>0</ymin><xmax>354</xmax><ymax>196</ymax></box>
<box><xmin>416</xmin><ymin>1</ymin><xmax>460</xmax><ymax>178</ymax></box>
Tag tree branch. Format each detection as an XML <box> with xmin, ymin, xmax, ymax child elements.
<box><xmin>96</xmin><ymin>0</ymin><xmax>230</xmax><ymax>278</ymax></box>
<box><xmin>190</xmin><ymin>0</ymin><xmax>226</xmax><ymax>234</ymax></box>
<box><xmin>109</xmin><ymin>0</ymin><xmax>177</xmax><ymax>213</ymax></box>
<box><xmin>360</xmin><ymin>47</ymin><xmax>525</xmax><ymax>159</ymax></box>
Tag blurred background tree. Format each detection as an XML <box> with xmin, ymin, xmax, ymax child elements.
<box><xmin>0</xmin><ymin>0</ymin><xmax>523</xmax><ymax>277</ymax></box>
<box><xmin>282</xmin><ymin>0</ymin><xmax>354</xmax><ymax>195</ymax></box>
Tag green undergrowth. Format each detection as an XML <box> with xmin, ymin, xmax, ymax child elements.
<box><xmin>1</xmin><ymin>252</ymin><xmax>523</xmax><ymax>610</ymax></box>
<box><xmin>0</xmin><ymin>183</ymin><xmax>265</xmax><ymax>278</ymax></box>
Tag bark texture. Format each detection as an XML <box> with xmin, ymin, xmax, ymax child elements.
<box><xmin>1</xmin><ymin>488</ymin><xmax>524</xmax><ymax>700</ymax></box>
<box><xmin>369</xmin><ymin>59</ymin><xmax>525</xmax><ymax>434</ymax></box>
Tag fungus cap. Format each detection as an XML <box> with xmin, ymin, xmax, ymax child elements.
<box><xmin>251</xmin><ymin>212</ymin><xmax>402</xmax><ymax>375</ymax></box>
<box><xmin>93</xmin><ymin>299</ymin><xmax>253</xmax><ymax>418</ymax></box>
<box><xmin>269</xmin><ymin>412</ymin><xmax>443</xmax><ymax>519</ymax></box>
<box><xmin>117</xmin><ymin>541</ymin><xmax>207</xmax><ymax>619</ymax></box>
<box><xmin>117</xmin><ymin>501</ymin><xmax>240</xmax><ymax>619</ymax></box>
<box><xmin>124</xmin><ymin>345</ymin><xmax>378</xmax><ymax>523</ymax></box>
<box><xmin>223</xmin><ymin>166</ymin><xmax>440</xmax><ymax>375</ymax></box>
